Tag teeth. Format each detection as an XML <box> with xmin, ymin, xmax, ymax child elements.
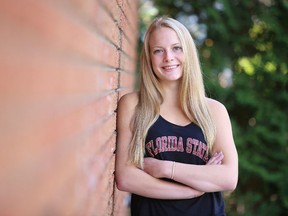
<box><xmin>163</xmin><ymin>65</ymin><xmax>177</xmax><ymax>70</ymax></box>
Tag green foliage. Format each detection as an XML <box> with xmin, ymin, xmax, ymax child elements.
<box><xmin>143</xmin><ymin>0</ymin><xmax>288</xmax><ymax>215</ymax></box>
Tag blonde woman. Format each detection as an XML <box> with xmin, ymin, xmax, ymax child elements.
<box><xmin>115</xmin><ymin>17</ymin><xmax>238</xmax><ymax>216</ymax></box>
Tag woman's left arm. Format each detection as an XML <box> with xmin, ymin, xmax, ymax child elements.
<box><xmin>144</xmin><ymin>99</ymin><xmax>238</xmax><ymax>192</ymax></box>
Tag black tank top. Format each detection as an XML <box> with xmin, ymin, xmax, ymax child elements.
<box><xmin>131</xmin><ymin>115</ymin><xmax>226</xmax><ymax>216</ymax></box>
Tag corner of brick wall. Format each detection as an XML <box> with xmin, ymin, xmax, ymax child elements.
<box><xmin>0</xmin><ymin>0</ymin><xmax>138</xmax><ymax>215</ymax></box>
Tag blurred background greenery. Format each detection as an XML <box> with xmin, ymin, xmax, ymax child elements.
<box><xmin>138</xmin><ymin>0</ymin><xmax>288</xmax><ymax>215</ymax></box>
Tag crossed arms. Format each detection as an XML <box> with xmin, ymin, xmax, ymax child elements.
<box><xmin>115</xmin><ymin>93</ymin><xmax>238</xmax><ymax>199</ymax></box>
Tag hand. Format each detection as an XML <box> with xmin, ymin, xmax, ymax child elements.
<box><xmin>206</xmin><ymin>152</ymin><xmax>224</xmax><ymax>165</ymax></box>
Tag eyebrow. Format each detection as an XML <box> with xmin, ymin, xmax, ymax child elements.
<box><xmin>151</xmin><ymin>43</ymin><xmax>182</xmax><ymax>49</ymax></box>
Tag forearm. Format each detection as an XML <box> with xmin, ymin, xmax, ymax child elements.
<box><xmin>116</xmin><ymin>165</ymin><xmax>203</xmax><ymax>200</ymax></box>
<box><xmin>170</xmin><ymin>163</ymin><xmax>238</xmax><ymax>192</ymax></box>
<box><xmin>144</xmin><ymin>152</ymin><xmax>237</xmax><ymax>193</ymax></box>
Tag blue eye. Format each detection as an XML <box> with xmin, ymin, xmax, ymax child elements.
<box><xmin>153</xmin><ymin>49</ymin><xmax>163</xmax><ymax>54</ymax></box>
<box><xmin>173</xmin><ymin>46</ymin><xmax>183</xmax><ymax>52</ymax></box>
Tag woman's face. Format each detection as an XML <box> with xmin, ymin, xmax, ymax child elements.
<box><xmin>149</xmin><ymin>27</ymin><xmax>184</xmax><ymax>84</ymax></box>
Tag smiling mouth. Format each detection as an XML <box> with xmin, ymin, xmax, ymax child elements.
<box><xmin>162</xmin><ymin>65</ymin><xmax>179</xmax><ymax>70</ymax></box>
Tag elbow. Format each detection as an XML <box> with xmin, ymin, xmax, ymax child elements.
<box><xmin>115</xmin><ymin>163</ymin><xmax>140</xmax><ymax>192</ymax></box>
<box><xmin>115</xmin><ymin>178</ymin><xmax>127</xmax><ymax>192</ymax></box>
<box><xmin>222</xmin><ymin>165</ymin><xmax>238</xmax><ymax>192</ymax></box>
<box><xmin>226</xmin><ymin>182</ymin><xmax>237</xmax><ymax>192</ymax></box>
<box><xmin>225</xmin><ymin>176</ymin><xmax>238</xmax><ymax>192</ymax></box>
<box><xmin>115</xmin><ymin>172</ymin><xmax>130</xmax><ymax>192</ymax></box>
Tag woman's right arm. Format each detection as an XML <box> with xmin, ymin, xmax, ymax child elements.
<box><xmin>115</xmin><ymin>93</ymin><xmax>203</xmax><ymax>199</ymax></box>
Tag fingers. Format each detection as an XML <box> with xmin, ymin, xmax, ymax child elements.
<box><xmin>214</xmin><ymin>152</ymin><xmax>224</xmax><ymax>164</ymax></box>
<box><xmin>206</xmin><ymin>151</ymin><xmax>224</xmax><ymax>165</ymax></box>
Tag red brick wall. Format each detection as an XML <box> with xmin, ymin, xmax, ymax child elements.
<box><xmin>0</xmin><ymin>0</ymin><xmax>138</xmax><ymax>215</ymax></box>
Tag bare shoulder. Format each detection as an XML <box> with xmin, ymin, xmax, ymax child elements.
<box><xmin>117</xmin><ymin>92</ymin><xmax>139</xmax><ymax>144</ymax></box>
<box><xmin>117</xmin><ymin>92</ymin><xmax>139</xmax><ymax>124</ymax></box>
<box><xmin>118</xmin><ymin>92</ymin><xmax>139</xmax><ymax>111</ymax></box>
<box><xmin>205</xmin><ymin>97</ymin><xmax>230</xmax><ymax>120</ymax></box>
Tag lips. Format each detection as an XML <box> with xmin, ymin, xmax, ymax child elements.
<box><xmin>162</xmin><ymin>65</ymin><xmax>179</xmax><ymax>70</ymax></box>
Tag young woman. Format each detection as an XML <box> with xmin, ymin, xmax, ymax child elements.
<box><xmin>115</xmin><ymin>17</ymin><xmax>238</xmax><ymax>216</ymax></box>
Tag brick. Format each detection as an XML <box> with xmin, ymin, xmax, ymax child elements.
<box><xmin>0</xmin><ymin>0</ymin><xmax>138</xmax><ymax>215</ymax></box>
<box><xmin>99</xmin><ymin>0</ymin><xmax>121</xmax><ymax>22</ymax></box>
<box><xmin>94</xmin><ymin>3</ymin><xmax>120</xmax><ymax>47</ymax></box>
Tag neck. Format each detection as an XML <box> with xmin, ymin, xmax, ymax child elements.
<box><xmin>161</xmin><ymin>81</ymin><xmax>181</xmax><ymax>106</ymax></box>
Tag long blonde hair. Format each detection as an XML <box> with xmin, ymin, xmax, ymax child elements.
<box><xmin>129</xmin><ymin>17</ymin><xmax>216</xmax><ymax>168</ymax></box>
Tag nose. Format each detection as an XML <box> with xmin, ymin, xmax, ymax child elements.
<box><xmin>163</xmin><ymin>50</ymin><xmax>174</xmax><ymax>62</ymax></box>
